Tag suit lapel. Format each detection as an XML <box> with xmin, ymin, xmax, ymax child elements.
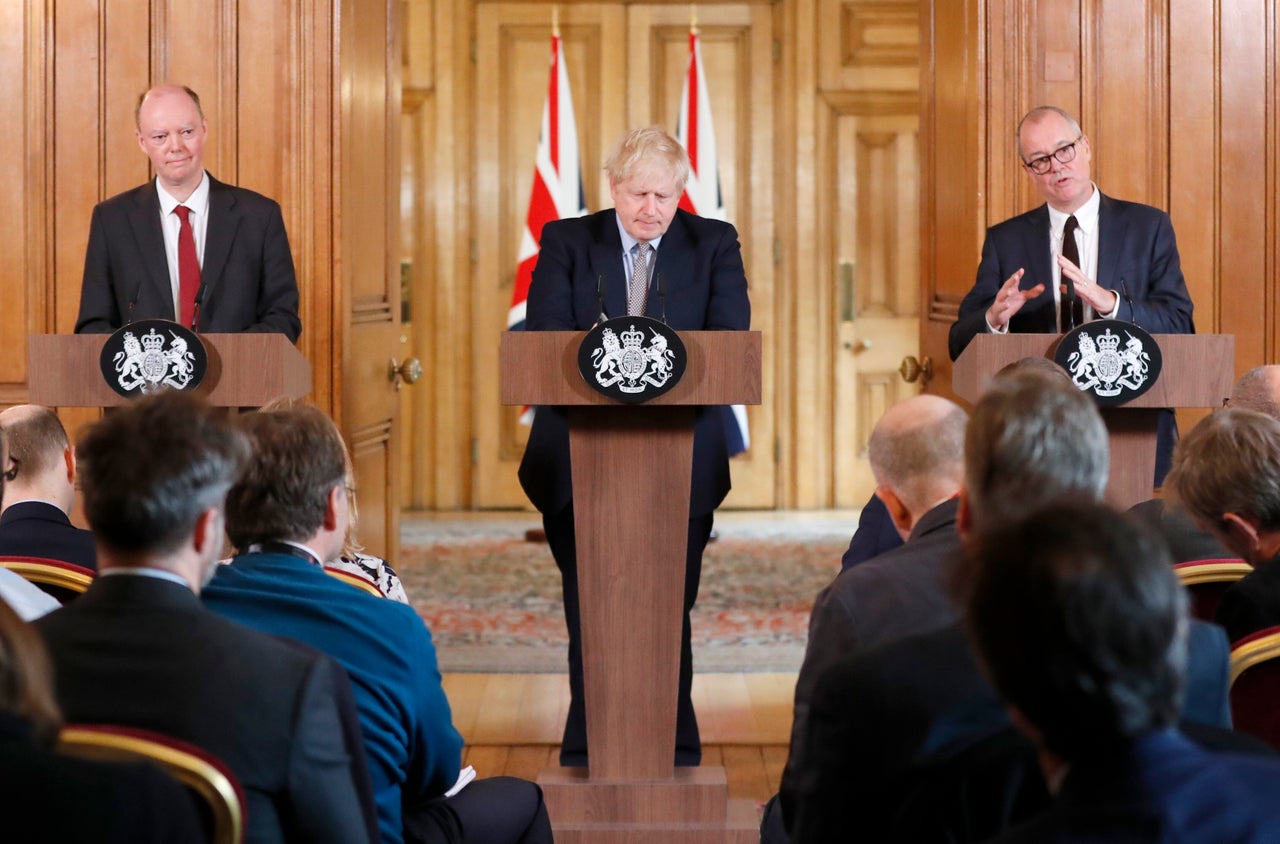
<box><xmin>1094</xmin><ymin>192</ymin><xmax>1124</xmax><ymax>288</ymax></box>
<box><xmin>650</xmin><ymin>213</ymin><xmax>695</xmax><ymax>323</ymax></box>
<box><xmin>1022</xmin><ymin>206</ymin><xmax>1057</xmax><ymax>327</ymax></box>
<box><xmin>201</xmin><ymin>177</ymin><xmax>240</xmax><ymax>309</ymax></box>
<box><xmin>589</xmin><ymin>212</ymin><xmax>628</xmax><ymax>320</ymax></box>
<box><xmin>127</xmin><ymin>183</ymin><xmax>177</xmax><ymax>317</ymax></box>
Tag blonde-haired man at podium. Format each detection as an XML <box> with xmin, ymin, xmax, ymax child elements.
<box><xmin>518</xmin><ymin>125</ymin><xmax>751</xmax><ymax>767</ymax></box>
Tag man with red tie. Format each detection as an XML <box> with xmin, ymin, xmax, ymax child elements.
<box><xmin>75</xmin><ymin>84</ymin><xmax>301</xmax><ymax>342</ymax></box>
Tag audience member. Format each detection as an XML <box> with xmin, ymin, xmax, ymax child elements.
<box><xmin>966</xmin><ymin>504</ymin><xmax>1280</xmax><ymax>842</ymax></box>
<box><xmin>788</xmin><ymin>369</ymin><xmax>1235</xmax><ymax>843</ymax></box>
<box><xmin>324</xmin><ymin>438</ymin><xmax>409</xmax><ymax>603</ymax></box>
<box><xmin>36</xmin><ymin>391</ymin><xmax>370</xmax><ymax>844</ymax></box>
<box><xmin>1166</xmin><ymin>407</ymin><xmax>1280</xmax><ymax>643</ymax></box>
<box><xmin>0</xmin><ymin>598</ymin><xmax>207</xmax><ymax>843</ymax></box>
<box><xmin>1130</xmin><ymin>364</ymin><xmax>1280</xmax><ymax>562</ymax></box>
<box><xmin>763</xmin><ymin>395</ymin><xmax>967</xmax><ymax>840</ymax></box>
<box><xmin>0</xmin><ymin>405</ymin><xmax>96</xmax><ymax>570</ymax></box>
<box><xmin>202</xmin><ymin>401</ymin><xmax>552</xmax><ymax>844</ymax></box>
<box><xmin>0</xmin><ymin>427</ymin><xmax>61</xmax><ymax>621</ymax></box>
<box><xmin>838</xmin><ymin>493</ymin><xmax>903</xmax><ymax>570</ymax></box>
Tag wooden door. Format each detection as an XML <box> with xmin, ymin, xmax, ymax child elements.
<box><xmin>472</xmin><ymin>2</ymin><xmax>777</xmax><ymax>510</ymax></box>
<box><xmin>825</xmin><ymin>108</ymin><xmax>923</xmax><ymax>506</ymax></box>
<box><xmin>340</xmin><ymin>0</ymin><xmax>405</xmax><ymax>560</ymax></box>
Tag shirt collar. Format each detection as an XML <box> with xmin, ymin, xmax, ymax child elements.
<box><xmin>98</xmin><ymin>566</ymin><xmax>192</xmax><ymax>589</ymax></box>
<box><xmin>1048</xmin><ymin>182</ymin><xmax>1101</xmax><ymax>235</ymax></box>
<box><xmin>155</xmin><ymin>171</ymin><xmax>210</xmax><ymax>217</ymax></box>
<box><xmin>614</xmin><ymin>214</ymin><xmax>664</xmax><ymax>254</ymax></box>
<box><xmin>245</xmin><ymin>539</ymin><xmax>326</xmax><ymax>567</ymax></box>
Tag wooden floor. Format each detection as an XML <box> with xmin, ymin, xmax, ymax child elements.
<box><xmin>445</xmin><ymin>672</ymin><xmax>796</xmax><ymax>807</ymax></box>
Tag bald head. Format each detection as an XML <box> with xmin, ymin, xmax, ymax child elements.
<box><xmin>0</xmin><ymin>405</ymin><xmax>75</xmax><ymax>513</ymax></box>
<box><xmin>868</xmin><ymin>395</ymin><xmax>967</xmax><ymax>530</ymax></box>
<box><xmin>1229</xmin><ymin>365</ymin><xmax>1280</xmax><ymax>420</ymax></box>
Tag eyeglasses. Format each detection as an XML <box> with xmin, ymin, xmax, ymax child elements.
<box><xmin>1023</xmin><ymin>138</ymin><xmax>1082</xmax><ymax>175</ymax></box>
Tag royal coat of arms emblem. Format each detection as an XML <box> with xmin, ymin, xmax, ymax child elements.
<box><xmin>577</xmin><ymin>316</ymin><xmax>687</xmax><ymax>403</ymax></box>
<box><xmin>99</xmin><ymin>319</ymin><xmax>208</xmax><ymax>397</ymax></box>
<box><xmin>1053</xmin><ymin>320</ymin><xmax>1163</xmax><ymax>406</ymax></box>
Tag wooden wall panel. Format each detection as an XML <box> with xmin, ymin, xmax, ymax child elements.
<box><xmin>922</xmin><ymin>0</ymin><xmax>1280</xmax><ymax>425</ymax></box>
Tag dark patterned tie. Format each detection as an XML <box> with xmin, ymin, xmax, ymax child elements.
<box><xmin>1059</xmin><ymin>215</ymin><xmax>1083</xmax><ymax>331</ymax></box>
<box><xmin>628</xmin><ymin>241</ymin><xmax>651</xmax><ymax>316</ymax></box>
<box><xmin>174</xmin><ymin>205</ymin><xmax>202</xmax><ymax>329</ymax></box>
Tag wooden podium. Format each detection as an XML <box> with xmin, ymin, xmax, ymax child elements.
<box><xmin>27</xmin><ymin>333</ymin><xmax>311</xmax><ymax>407</ymax></box>
<box><xmin>500</xmin><ymin>330</ymin><xmax>761</xmax><ymax>844</ymax></box>
<box><xmin>952</xmin><ymin>333</ymin><xmax>1234</xmax><ymax>509</ymax></box>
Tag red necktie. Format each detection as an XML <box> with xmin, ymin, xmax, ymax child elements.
<box><xmin>174</xmin><ymin>205</ymin><xmax>201</xmax><ymax>329</ymax></box>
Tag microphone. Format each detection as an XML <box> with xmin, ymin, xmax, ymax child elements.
<box><xmin>1119</xmin><ymin>277</ymin><xmax>1138</xmax><ymax>327</ymax></box>
<box><xmin>191</xmin><ymin>279</ymin><xmax>209</xmax><ymax>332</ymax></box>
<box><xmin>1059</xmin><ymin>276</ymin><xmax>1079</xmax><ymax>332</ymax></box>
<box><xmin>656</xmin><ymin>272</ymin><xmax>668</xmax><ymax>326</ymax></box>
<box><xmin>126</xmin><ymin>279</ymin><xmax>145</xmax><ymax>325</ymax></box>
<box><xmin>596</xmin><ymin>274</ymin><xmax>608</xmax><ymax>325</ymax></box>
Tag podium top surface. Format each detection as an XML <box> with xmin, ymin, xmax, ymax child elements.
<box><xmin>28</xmin><ymin>333</ymin><xmax>311</xmax><ymax>407</ymax></box>
<box><xmin>951</xmin><ymin>333</ymin><xmax>1234</xmax><ymax>408</ymax></box>
<box><xmin>500</xmin><ymin>330</ymin><xmax>762</xmax><ymax>407</ymax></box>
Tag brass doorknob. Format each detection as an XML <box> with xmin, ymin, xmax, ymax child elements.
<box><xmin>390</xmin><ymin>357</ymin><xmax>422</xmax><ymax>390</ymax></box>
<box><xmin>899</xmin><ymin>355</ymin><xmax>933</xmax><ymax>384</ymax></box>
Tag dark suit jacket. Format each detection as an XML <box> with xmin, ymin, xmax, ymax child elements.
<box><xmin>517</xmin><ymin>208</ymin><xmax>751</xmax><ymax>517</ymax></box>
<box><xmin>75</xmin><ymin>175</ymin><xmax>301</xmax><ymax>341</ymax></box>
<box><xmin>35</xmin><ymin>574</ymin><xmax>370</xmax><ymax>844</ymax></box>
<box><xmin>0</xmin><ymin>711</ymin><xmax>208</xmax><ymax>844</ymax></box>
<box><xmin>0</xmin><ymin>501</ymin><xmax>97</xmax><ymax>570</ymax></box>
<box><xmin>780</xmin><ymin>497</ymin><xmax>962</xmax><ymax>830</ymax></box>
<box><xmin>987</xmin><ymin>729</ymin><xmax>1280</xmax><ymax>843</ymax></box>
<box><xmin>1216</xmin><ymin>555</ymin><xmax>1280</xmax><ymax>644</ymax></box>
<box><xmin>789</xmin><ymin>618</ymin><xmax>1233</xmax><ymax>844</ymax></box>
<box><xmin>948</xmin><ymin>193</ymin><xmax>1195</xmax><ymax>361</ymax></box>
<box><xmin>839</xmin><ymin>492</ymin><xmax>904</xmax><ymax>571</ymax></box>
<box><xmin>1127</xmin><ymin>497</ymin><xmax>1231</xmax><ymax>564</ymax></box>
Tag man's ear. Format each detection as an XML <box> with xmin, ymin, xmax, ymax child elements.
<box><xmin>64</xmin><ymin>446</ymin><xmax>77</xmax><ymax>484</ymax></box>
<box><xmin>191</xmin><ymin>507</ymin><xmax>222</xmax><ymax>557</ymax></box>
<box><xmin>1221</xmin><ymin>512</ymin><xmax>1262</xmax><ymax>558</ymax></box>
<box><xmin>875</xmin><ymin>486</ymin><xmax>913</xmax><ymax>536</ymax></box>
<box><xmin>322</xmin><ymin>484</ymin><xmax>344</xmax><ymax>532</ymax></box>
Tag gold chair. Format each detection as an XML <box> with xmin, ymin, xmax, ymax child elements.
<box><xmin>1229</xmin><ymin>625</ymin><xmax>1280</xmax><ymax>750</ymax></box>
<box><xmin>1172</xmin><ymin>558</ymin><xmax>1252</xmax><ymax>622</ymax></box>
<box><xmin>0</xmin><ymin>556</ymin><xmax>94</xmax><ymax>597</ymax></box>
<box><xmin>324</xmin><ymin>565</ymin><xmax>386</xmax><ymax>597</ymax></box>
<box><xmin>58</xmin><ymin>724</ymin><xmax>245</xmax><ymax>844</ymax></box>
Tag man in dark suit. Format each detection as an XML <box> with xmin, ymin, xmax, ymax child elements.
<box><xmin>518</xmin><ymin>125</ymin><xmax>750</xmax><ymax>766</ymax></box>
<box><xmin>948</xmin><ymin>106</ymin><xmax>1194</xmax><ymax>482</ymax></box>
<box><xmin>761</xmin><ymin>395</ymin><xmax>966</xmax><ymax>841</ymax></box>
<box><xmin>35</xmin><ymin>392</ymin><xmax>369</xmax><ymax>844</ymax></box>
<box><xmin>788</xmin><ymin>369</ymin><xmax>1238</xmax><ymax>843</ymax></box>
<box><xmin>75</xmin><ymin>84</ymin><xmax>301</xmax><ymax>341</ymax></box>
<box><xmin>964</xmin><ymin>504</ymin><xmax>1280</xmax><ymax>843</ymax></box>
<box><xmin>1166</xmin><ymin>407</ymin><xmax>1280</xmax><ymax>644</ymax></box>
<box><xmin>0</xmin><ymin>405</ymin><xmax>96</xmax><ymax>570</ymax></box>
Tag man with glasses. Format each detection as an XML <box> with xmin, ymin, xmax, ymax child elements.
<box><xmin>948</xmin><ymin>105</ymin><xmax>1194</xmax><ymax>481</ymax></box>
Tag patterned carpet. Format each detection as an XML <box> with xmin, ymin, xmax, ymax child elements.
<box><xmin>398</xmin><ymin>513</ymin><xmax>855</xmax><ymax>673</ymax></box>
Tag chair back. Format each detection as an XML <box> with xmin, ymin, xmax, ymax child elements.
<box><xmin>1173</xmin><ymin>558</ymin><xmax>1252</xmax><ymax>622</ymax></box>
<box><xmin>58</xmin><ymin>724</ymin><xmax>246</xmax><ymax>844</ymax></box>
<box><xmin>0</xmin><ymin>556</ymin><xmax>94</xmax><ymax>599</ymax></box>
<box><xmin>324</xmin><ymin>565</ymin><xmax>386</xmax><ymax>597</ymax></box>
<box><xmin>1229</xmin><ymin>625</ymin><xmax>1280</xmax><ymax>751</ymax></box>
